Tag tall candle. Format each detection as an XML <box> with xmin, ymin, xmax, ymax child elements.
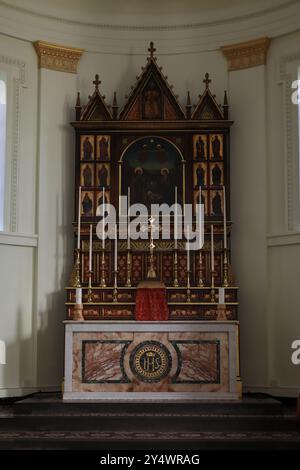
<box><xmin>77</xmin><ymin>186</ymin><xmax>81</xmax><ymax>250</ymax></box>
<box><xmin>114</xmin><ymin>224</ymin><xmax>118</xmax><ymax>271</ymax></box>
<box><xmin>75</xmin><ymin>287</ymin><xmax>82</xmax><ymax>305</ymax></box>
<box><xmin>218</xmin><ymin>287</ymin><xmax>225</xmax><ymax>304</ymax></box>
<box><xmin>89</xmin><ymin>224</ymin><xmax>92</xmax><ymax>271</ymax></box>
<box><xmin>102</xmin><ymin>187</ymin><xmax>105</xmax><ymax>249</ymax></box>
<box><xmin>187</xmin><ymin>225</ymin><xmax>190</xmax><ymax>272</ymax></box>
<box><xmin>127</xmin><ymin>187</ymin><xmax>130</xmax><ymax>250</ymax></box>
<box><xmin>211</xmin><ymin>224</ymin><xmax>214</xmax><ymax>271</ymax></box>
<box><xmin>223</xmin><ymin>186</ymin><xmax>227</xmax><ymax>249</ymax></box>
<box><xmin>174</xmin><ymin>186</ymin><xmax>178</xmax><ymax>250</ymax></box>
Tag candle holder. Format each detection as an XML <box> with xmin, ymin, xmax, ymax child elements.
<box><xmin>211</xmin><ymin>270</ymin><xmax>216</xmax><ymax>302</ymax></box>
<box><xmin>73</xmin><ymin>303</ymin><xmax>84</xmax><ymax>321</ymax></box>
<box><xmin>223</xmin><ymin>248</ymin><xmax>229</xmax><ymax>287</ymax></box>
<box><xmin>173</xmin><ymin>249</ymin><xmax>179</xmax><ymax>287</ymax></box>
<box><xmin>113</xmin><ymin>270</ymin><xmax>118</xmax><ymax>302</ymax></box>
<box><xmin>125</xmin><ymin>249</ymin><xmax>132</xmax><ymax>287</ymax></box>
<box><xmin>87</xmin><ymin>270</ymin><xmax>93</xmax><ymax>303</ymax></box>
<box><xmin>197</xmin><ymin>250</ymin><xmax>204</xmax><ymax>287</ymax></box>
<box><xmin>147</xmin><ymin>245</ymin><xmax>156</xmax><ymax>279</ymax></box>
<box><xmin>99</xmin><ymin>249</ymin><xmax>106</xmax><ymax>287</ymax></box>
<box><xmin>70</xmin><ymin>248</ymin><xmax>81</xmax><ymax>288</ymax></box>
<box><xmin>186</xmin><ymin>270</ymin><xmax>191</xmax><ymax>303</ymax></box>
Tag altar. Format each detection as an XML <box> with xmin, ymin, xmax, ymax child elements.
<box><xmin>63</xmin><ymin>321</ymin><xmax>239</xmax><ymax>401</ymax></box>
<box><xmin>63</xmin><ymin>42</ymin><xmax>242</xmax><ymax>402</ymax></box>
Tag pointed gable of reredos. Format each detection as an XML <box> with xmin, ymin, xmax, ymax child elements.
<box><xmin>119</xmin><ymin>42</ymin><xmax>186</xmax><ymax>121</ymax></box>
<box><xmin>80</xmin><ymin>74</ymin><xmax>112</xmax><ymax>121</ymax></box>
<box><xmin>192</xmin><ymin>73</ymin><xmax>224</xmax><ymax>121</ymax></box>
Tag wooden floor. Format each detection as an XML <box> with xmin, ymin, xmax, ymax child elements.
<box><xmin>0</xmin><ymin>393</ymin><xmax>299</xmax><ymax>450</ymax></box>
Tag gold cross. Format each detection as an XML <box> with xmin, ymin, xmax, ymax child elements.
<box><xmin>148</xmin><ymin>42</ymin><xmax>156</xmax><ymax>59</ymax></box>
<box><xmin>203</xmin><ymin>73</ymin><xmax>211</xmax><ymax>89</ymax></box>
<box><xmin>93</xmin><ymin>74</ymin><xmax>101</xmax><ymax>89</ymax></box>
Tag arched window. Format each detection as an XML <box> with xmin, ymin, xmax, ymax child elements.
<box><xmin>0</xmin><ymin>78</ymin><xmax>6</xmax><ymax>231</ymax></box>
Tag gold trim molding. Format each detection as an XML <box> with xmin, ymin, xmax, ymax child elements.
<box><xmin>221</xmin><ymin>37</ymin><xmax>270</xmax><ymax>71</ymax></box>
<box><xmin>34</xmin><ymin>41</ymin><xmax>84</xmax><ymax>73</ymax></box>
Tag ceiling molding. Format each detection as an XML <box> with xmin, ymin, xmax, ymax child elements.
<box><xmin>0</xmin><ymin>0</ymin><xmax>298</xmax><ymax>32</ymax></box>
<box><xmin>34</xmin><ymin>41</ymin><xmax>84</xmax><ymax>73</ymax></box>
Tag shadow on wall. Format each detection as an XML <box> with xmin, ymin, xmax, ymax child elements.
<box><xmin>36</xmin><ymin>97</ymin><xmax>75</xmax><ymax>390</ymax></box>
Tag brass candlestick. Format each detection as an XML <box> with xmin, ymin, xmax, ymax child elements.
<box><xmin>173</xmin><ymin>249</ymin><xmax>179</xmax><ymax>287</ymax></box>
<box><xmin>223</xmin><ymin>247</ymin><xmax>229</xmax><ymax>287</ymax></box>
<box><xmin>187</xmin><ymin>270</ymin><xmax>191</xmax><ymax>302</ymax></box>
<box><xmin>211</xmin><ymin>270</ymin><xmax>216</xmax><ymax>302</ymax></box>
<box><xmin>113</xmin><ymin>270</ymin><xmax>118</xmax><ymax>302</ymax></box>
<box><xmin>99</xmin><ymin>249</ymin><xmax>106</xmax><ymax>287</ymax></box>
<box><xmin>147</xmin><ymin>216</ymin><xmax>157</xmax><ymax>279</ymax></box>
<box><xmin>70</xmin><ymin>248</ymin><xmax>81</xmax><ymax>288</ymax></box>
<box><xmin>125</xmin><ymin>249</ymin><xmax>132</xmax><ymax>287</ymax></box>
<box><xmin>87</xmin><ymin>270</ymin><xmax>93</xmax><ymax>303</ymax></box>
<box><xmin>197</xmin><ymin>249</ymin><xmax>204</xmax><ymax>287</ymax></box>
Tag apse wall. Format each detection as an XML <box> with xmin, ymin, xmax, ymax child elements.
<box><xmin>0</xmin><ymin>1</ymin><xmax>300</xmax><ymax>397</ymax></box>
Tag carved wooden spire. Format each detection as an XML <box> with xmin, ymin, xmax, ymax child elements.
<box><xmin>148</xmin><ymin>41</ymin><xmax>156</xmax><ymax>60</ymax></box>
<box><xmin>112</xmin><ymin>91</ymin><xmax>118</xmax><ymax>119</ymax></box>
<box><xmin>186</xmin><ymin>91</ymin><xmax>192</xmax><ymax>119</ymax></box>
<box><xmin>223</xmin><ymin>90</ymin><xmax>229</xmax><ymax>119</ymax></box>
<box><xmin>203</xmin><ymin>72</ymin><xmax>211</xmax><ymax>89</ymax></box>
<box><xmin>75</xmin><ymin>92</ymin><xmax>81</xmax><ymax>120</ymax></box>
<box><xmin>93</xmin><ymin>74</ymin><xmax>101</xmax><ymax>90</ymax></box>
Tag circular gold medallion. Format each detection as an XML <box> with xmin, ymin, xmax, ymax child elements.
<box><xmin>130</xmin><ymin>341</ymin><xmax>172</xmax><ymax>383</ymax></box>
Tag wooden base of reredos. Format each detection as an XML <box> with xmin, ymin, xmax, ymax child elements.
<box><xmin>63</xmin><ymin>321</ymin><xmax>241</xmax><ymax>401</ymax></box>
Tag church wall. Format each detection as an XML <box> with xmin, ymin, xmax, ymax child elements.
<box><xmin>0</xmin><ymin>10</ymin><xmax>300</xmax><ymax>396</ymax></box>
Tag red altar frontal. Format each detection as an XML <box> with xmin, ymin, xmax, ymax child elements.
<box><xmin>64</xmin><ymin>42</ymin><xmax>242</xmax><ymax>401</ymax></box>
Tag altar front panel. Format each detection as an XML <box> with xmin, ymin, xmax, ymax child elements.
<box><xmin>64</xmin><ymin>321</ymin><xmax>239</xmax><ymax>401</ymax></box>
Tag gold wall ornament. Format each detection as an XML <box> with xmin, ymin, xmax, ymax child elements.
<box><xmin>34</xmin><ymin>41</ymin><xmax>84</xmax><ymax>73</ymax></box>
<box><xmin>221</xmin><ymin>37</ymin><xmax>270</xmax><ymax>71</ymax></box>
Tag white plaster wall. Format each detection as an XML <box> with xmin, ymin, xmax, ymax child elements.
<box><xmin>0</xmin><ymin>5</ymin><xmax>300</xmax><ymax>397</ymax></box>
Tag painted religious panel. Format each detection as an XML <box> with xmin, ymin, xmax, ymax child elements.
<box><xmin>210</xmin><ymin>189</ymin><xmax>224</xmax><ymax>217</ymax></box>
<box><xmin>80</xmin><ymin>135</ymin><xmax>94</xmax><ymax>161</ymax></box>
<box><xmin>210</xmin><ymin>162</ymin><xmax>223</xmax><ymax>186</ymax></box>
<box><xmin>81</xmin><ymin>190</ymin><xmax>94</xmax><ymax>217</ymax></box>
<box><xmin>80</xmin><ymin>163</ymin><xmax>94</xmax><ymax>187</ymax></box>
<box><xmin>96</xmin><ymin>135</ymin><xmax>110</xmax><ymax>160</ymax></box>
<box><xmin>194</xmin><ymin>189</ymin><xmax>208</xmax><ymax>216</ymax></box>
<box><xmin>193</xmin><ymin>162</ymin><xmax>207</xmax><ymax>188</ymax></box>
<box><xmin>209</xmin><ymin>134</ymin><xmax>223</xmax><ymax>160</ymax></box>
<box><xmin>96</xmin><ymin>163</ymin><xmax>110</xmax><ymax>188</ymax></box>
<box><xmin>193</xmin><ymin>135</ymin><xmax>207</xmax><ymax>160</ymax></box>
<box><xmin>121</xmin><ymin>136</ymin><xmax>183</xmax><ymax>211</ymax></box>
<box><xmin>95</xmin><ymin>190</ymin><xmax>110</xmax><ymax>216</ymax></box>
<box><xmin>142</xmin><ymin>79</ymin><xmax>163</xmax><ymax>120</ymax></box>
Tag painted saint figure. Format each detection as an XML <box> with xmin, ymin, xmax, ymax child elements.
<box><xmin>212</xmin><ymin>191</ymin><xmax>222</xmax><ymax>216</ymax></box>
<box><xmin>82</xmin><ymin>192</ymin><xmax>93</xmax><ymax>216</ymax></box>
<box><xmin>98</xmin><ymin>164</ymin><xmax>108</xmax><ymax>187</ymax></box>
<box><xmin>83</xmin><ymin>164</ymin><xmax>92</xmax><ymax>187</ymax></box>
<box><xmin>196</xmin><ymin>165</ymin><xmax>205</xmax><ymax>187</ymax></box>
<box><xmin>196</xmin><ymin>137</ymin><xmax>205</xmax><ymax>159</ymax></box>
<box><xmin>143</xmin><ymin>82</ymin><xmax>161</xmax><ymax>119</ymax></box>
<box><xmin>83</xmin><ymin>137</ymin><xmax>93</xmax><ymax>160</ymax></box>
<box><xmin>212</xmin><ymin>164</ymin><xmax>222</xmax><ymax>186</ymax></box>
<box><xmin>99</xmin><ymin>136</ymin><xmax>109</xmax><ymax>159</ymax></box>
<box><xmin>211</xmin><ymin>136</ymin><xmax>221</xmax><ymax>159</ymax></box>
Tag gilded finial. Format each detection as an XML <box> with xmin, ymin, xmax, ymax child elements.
<box><xmin>93</xmin><ymin>74</ymin><xmax>101</xmax><ymax>90</ymax></box>
<box><xmin>148</xmin><ymin>41</ymin><xmax>156</xmax><ymax>59</ymax></box>
<box><xmin>203</xmin><ymin>72</ymin><xmax>211</xmax><ymax>89</ymax></box>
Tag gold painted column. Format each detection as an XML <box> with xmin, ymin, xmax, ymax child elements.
<box><xmin>34</xmin><ymin>41</ymin><xmax>84</xmax><ymax>74</ymax></box>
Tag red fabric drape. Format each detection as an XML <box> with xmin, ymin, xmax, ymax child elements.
<box><xmin>135</xmin><ymin>288</ymin><xmax>169</xmax><ymax>321</ymax></box>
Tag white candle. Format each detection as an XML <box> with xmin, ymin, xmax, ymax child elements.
<box><xmin>75</xmin><ymin>287</ymin><xmax>82</xmax><ymax>305</ymax></box>
<box><xmin>114</xmin><ymin>223</ymin><xmax>118</xmax><ymax>271</ymax></box>
<box><xmin>89</xmin><ymin>224</ymin><xmax>92</xmax><ymax>271</ymax></box>
<box><xmin>223</xmin><ymin>186</ymin><xmax>227</xmax><ymax>249</ymax></box>
<box><xmin>102</xmin><ymin>187</ymin><xmax>105</xmax><ymax>249</ymax></box>
<box><xmin>187</xmin><ymin>225</ymin><xmax>190</xmax><ymax>272</ymax></box>
<box><xmin>127</xmin><ymin>187</ymin><xmax>130</xmax><ymax>250</ymax></box>
<box><xmin>211</xmin><ymin>224</ymin><xmax>214</xmax><ymax>271</ymax></box>
<box><xmin>218</xmin><ymin>287</ymin><xmax>225</xmax><ymax>304</ymax></box>
<box><xmin>174</xmin><ymin>186</ymin><xmax>178</xmax><ymax>250</ymax></box>
<box><xmin>77</xmin><ymin>186</ymin><xmax>81</xmax><ymax>250</ymax></box>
